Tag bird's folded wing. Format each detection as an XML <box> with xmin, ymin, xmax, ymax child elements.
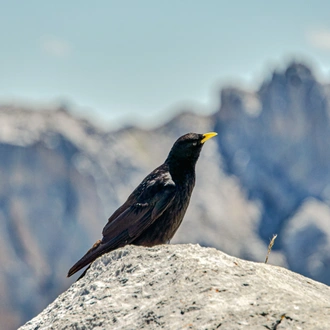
<box><xmin>102</xmin><ymin>182</ymin><xmax>176</xmax><ymax>241</ymax></box>
<box><xmin>128</xmin><ymin>185</ymin><xmax>176</xmax><ymax>238</ymax></box>
<box><xmin>67</xmin><ymin>182</ymin><xmax>176</xmax><ymax>277</ymax></box>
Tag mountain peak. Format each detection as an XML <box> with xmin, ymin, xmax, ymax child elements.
<box><xmin>284</xmin><ymin>62</ymin><xmax>314</xmax><ymax>85</ymax></box>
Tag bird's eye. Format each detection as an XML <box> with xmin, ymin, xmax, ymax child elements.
<box><xmin>192</xmin><ymin>142</ymin><xmax>198</xmax><ymax>146</ymax></box>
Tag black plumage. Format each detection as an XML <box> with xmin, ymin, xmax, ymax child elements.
<box><xmin>67</xmin><ymin>132</ymin><xmax>217</xmax><ymax>278</ymax></box>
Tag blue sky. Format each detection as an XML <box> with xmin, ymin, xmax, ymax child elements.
<box><xmin>1</xmin><ymin>1</ymin><xmax>330</xmax><ymax>128</ymax></box>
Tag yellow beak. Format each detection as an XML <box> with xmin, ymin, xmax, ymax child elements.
<box><xmin>201</xmin><ymin>132</ymin><xmax>218</xmax><ymax>144</ymax></box>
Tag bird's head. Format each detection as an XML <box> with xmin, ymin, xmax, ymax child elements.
<box><xmin>166</xmin><ymin>132</ymin><xmax>218</xmax><ymax>167</ymax></box>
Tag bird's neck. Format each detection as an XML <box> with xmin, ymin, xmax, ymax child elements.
<box><xmin>166</xmin><ymin>157</ymin><xmax>197</xmax><ymax>184</ymax></box>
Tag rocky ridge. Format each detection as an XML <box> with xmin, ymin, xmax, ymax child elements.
<box><xmin>20</xmin><ymin>244</ymin><xmax>330</xmax><ymax>330</ymax></box>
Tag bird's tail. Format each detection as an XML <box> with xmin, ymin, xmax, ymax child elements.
<box><xmin>67</xmin><ymin>239</ymin><xmax>102</xmax><ymax>278</ymax></box>
<box><xmin>76</xmin><ymin>265</ymin><xmax>91</xmax><ymax>281</ymax></box>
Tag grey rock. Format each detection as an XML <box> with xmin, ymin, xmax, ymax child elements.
<box><xmin>20</xmin><ymin>244</ymin><xmax>330</xmax><ymax>330</ymax></box>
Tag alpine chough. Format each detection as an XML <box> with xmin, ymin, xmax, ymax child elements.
<box><xmin>67</xmin><ymin>132</ymin><xmax>217</xmax><ymax>279</ymax></box>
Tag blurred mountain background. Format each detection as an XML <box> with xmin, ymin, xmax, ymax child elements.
<box><xmin>2</xmin><ymin>1</ymin><xmax>330</xmax><ymax>329</ymax></box>
<box><xmin>2</xmin><ymin>62</ymin><xmax>330</xmax><ymax>329</ymax></box>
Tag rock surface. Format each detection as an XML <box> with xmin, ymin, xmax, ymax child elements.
<box><xmin>20</xmin><ymin>244</ymin><xmax>330</xmax><ymax>330</ymax></box>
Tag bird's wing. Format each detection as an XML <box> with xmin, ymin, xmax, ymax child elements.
<box><xmin>102</xmin><ymin>178</ymin><xmax>176</xmax><ymax>240</ymax></box>
<box><xmin>67</xmin><ymin>178</ymin><xmax>176</xmax><ymax>277</ymax></box>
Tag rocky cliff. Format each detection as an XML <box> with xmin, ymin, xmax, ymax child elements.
<box><xmin>1</xmin><ymin>62</ymin><xmax>330</xmax><ymax>329</ymax></box>
<box><xmin>19</xmin><ymin>244</ymin><xmax>330</xmax><ymax>330</ymax></box>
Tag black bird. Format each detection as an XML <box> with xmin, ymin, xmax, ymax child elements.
<box><xmin>67</xmin><ymin>132</ymin><xmax>217</xmax><ymax>279</ymax></box>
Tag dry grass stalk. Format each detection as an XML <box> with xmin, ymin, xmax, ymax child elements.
<box><xmin>265</xmin><ymin>234</ymin><xmax>277</xmax><ymax>264</ymax></box>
